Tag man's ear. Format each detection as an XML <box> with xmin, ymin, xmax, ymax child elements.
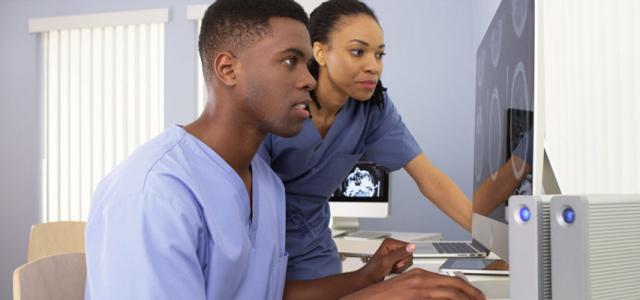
<box><xmin>312</xmin><ymin>41</ymin><xmax>327</xmax><ymax>66</ymax></box>
<box><xmin>212</xmin><ymin>51</ymin><xmax>238</xmax><ymax>86</ymax></box>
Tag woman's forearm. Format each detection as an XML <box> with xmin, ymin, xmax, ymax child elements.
<box><xmin>405</xmin><ymin>153</ymin><xmax>473</xmax><ymax>231</ymax></box>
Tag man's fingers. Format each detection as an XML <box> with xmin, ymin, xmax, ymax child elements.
<box><xmin>433</xmin><ymin>276</ymin><xmax>485</xmax><ymax>300</ymax></box>
<box><xmin>387</xmin><ymin>243</ymin><xmax>415</xmax><ymax>262</ymax></box>
<box><xmin>377</xmin><ymin>238</ymin><xmax>410</xmax><ymax>254</ymax></box>
<box><xmin>402</xmin><ymin>269</ymin><xmax>485</xmax><ymax>300</ymax></box>
<box><xmin>374</xmin><ymin>243</ymin><xmax>413</xmax><ymax>274</ymax></box>
<box><xmin>392</xmin><ymin>256</ymin><xmax>413</xmax><ymax>273</ymax></box>
<box><xmin>418</xmin><ymin>287</ymin><xmax>472</xmax><ymax>300</ymax></box>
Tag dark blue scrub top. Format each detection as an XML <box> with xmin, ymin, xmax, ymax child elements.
<box><xmin>258</xmin><ymin>93</ymin><xmax>421</xmax><ymax>280</ymax></box>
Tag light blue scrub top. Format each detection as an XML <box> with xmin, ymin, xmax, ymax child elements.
<box><xmin>85</xmin><ymin>125</ymin><xmax>288</xmax><ymax>299</ymax></box>
<box><xmin>258</xmin><ymin>94</ymin><xmax>421</xmax><ymax>280</ymax></box>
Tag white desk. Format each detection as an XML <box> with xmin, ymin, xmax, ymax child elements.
<box><xmin>335</xmin><ymin>237</ymin><xmax>510</xmax><ymax>300</ymax></box>
<box><xmin>333</xmin><ymin>231</ymin><xmax>442</xmax><ymax>257</ymax></box>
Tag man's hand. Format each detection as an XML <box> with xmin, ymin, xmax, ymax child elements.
<box><xmin>355</xmin><ymin>238</ymin><xmax>416</xmax><ymax>284</ymax></box>
<box><xmin>343</xmin><ymin>268</ymin><xmax>486</xmax><ymax>300</ymax></box>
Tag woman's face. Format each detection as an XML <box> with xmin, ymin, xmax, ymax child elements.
<box><xmin>317</xmin><ymin>14</ymin><xmax>385</xmax><ymax>101</ymax></box>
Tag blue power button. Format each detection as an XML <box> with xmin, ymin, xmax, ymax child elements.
<box><xmin>519</xmin><ymin>206</ymin><xmax>531</xmax><ymax>222</ymax></box>
<box><xmin>562</xmin><ymin>207</ymin><xmax>576</xmax><ymax>224</ymax></box>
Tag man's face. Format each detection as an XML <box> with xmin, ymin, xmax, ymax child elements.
<box><xmin>235</xmin><ymin>17</ymin><xmax>316</xmax><ymax>137</ymax></box>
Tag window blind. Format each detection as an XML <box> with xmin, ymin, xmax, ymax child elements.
<box><xmin>30</xmin><ymin>9</ymin><xmax>168</xmax><ymax>221</ymax></box>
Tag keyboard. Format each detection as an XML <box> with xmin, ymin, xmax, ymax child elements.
<box><xmin>344</xmin><ymin>231</ymin><xmax>390</xmax><ymax>240</ymax></box>
<box><xmin>433</xmin><ymin>242</ymin><xmax>479</xmax><ymax>254</ymax></box>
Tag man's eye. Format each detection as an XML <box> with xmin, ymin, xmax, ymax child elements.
<box><xmin>351</xmin><ymin>49</ymin><xmax>364</xmax><ymax>56</ymax></box>
<box><xmin>283</xmin><ymin>57</ymin><xmax>297</xmax><ymax>67</ymax></box>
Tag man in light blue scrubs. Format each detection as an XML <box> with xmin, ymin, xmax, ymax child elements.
<box><xmin>84</xmin><ymin>0</ymin><xmax>317</xmax><ymax>298</ymax></box>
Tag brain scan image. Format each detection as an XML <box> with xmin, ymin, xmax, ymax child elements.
<box><xmin>514</xmin><ymin>173</ymin><xmax>533</xmax><ymax>195</ymax></box>
<box><xmin>490</xmin><ymin>18</ymin><xmax>503</xmax><ymax>68</ymax></box>
<box><xmin>342</xmin><ymin>167</ymin><xmax>379</xmax><ymax>197</ymax></box>
<box><xmin>488</xmin><ymin>87</ymin><xmax>503</xmax><ymax>181</ymax></box>
<box><xmin>511</xmin><ymin>0</ymin><xmax>529</xmax><ymax>38</ymax></box>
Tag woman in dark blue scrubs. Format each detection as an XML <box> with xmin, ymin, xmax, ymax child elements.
<box><xmin>258</xmin><ymin>0</ymin><xmax>473</xmax><ymax>285</ymax></box>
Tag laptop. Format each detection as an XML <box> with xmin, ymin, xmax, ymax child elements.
<box><xmin>412</xmin><ymin>239</ymin><xmax>489</xmax><ymax>258</ymax></box>
<box><xmin>439</xmin><ymin>257</ymin><xmax>508</xmax><ymax>275</ymax></box>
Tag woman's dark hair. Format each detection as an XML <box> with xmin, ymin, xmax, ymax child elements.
<box><xmin>308</xmin><ymin>0</ymin><xmax>386</xmax><ymax>110</ymax></box>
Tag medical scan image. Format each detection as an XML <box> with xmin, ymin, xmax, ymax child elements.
<box><xmin>342</xmin><ymin>167</ymin><xmax>379</xmax><ymax>197</ymax></box>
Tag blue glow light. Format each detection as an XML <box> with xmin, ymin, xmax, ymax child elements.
<box><xmin>562</xmin><ymin>207</ymin><xmax>576</xmax><ymax>224</ymax></box>
<box><xmin>519</xmin><ymin>206</ymin><xmax>531</xmax><ymax>222</ymax></box>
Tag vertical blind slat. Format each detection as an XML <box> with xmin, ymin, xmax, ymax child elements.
<box><xmin>150</xmin><ymin>24</ymin><xmax>158</xmax><ymax>135</ymax></box>
<box><xmin>62</xmin><ymin>29</ymin><xmax>69</xmax><ymax>221</ymax></box>
<box><xmin>158</xmin><ymin>24</ymin><xmax>162</xmax><ymax>133</ymax></box>
<box><xmin>197</xmin><ymin>20</ymin><xmax>205</xmax><ymax>114</ymax></box>
<box><xmin>126</xmin><ymin>25</ymin><xmax>133</xmax><ymax>154</ymax></box>
<box><xmin>42</xmin><ymin>33</ymin><xmax>49</xmax><ymax>223</ymax></box>
<box><xmin>116</xmin><ymin>25</ymin><xmax>124</xmax><ymax>164</ymax></box>
<box><xmin>54</xmin><ymin>30</ymin><xmax>61</xmax><ymax>222</ymax></box>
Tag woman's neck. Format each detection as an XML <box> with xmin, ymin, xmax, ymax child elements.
<box><xmin>312</xmin><ymin>70</ymin><xmax>350</xmax><ymax>122</ymax></box>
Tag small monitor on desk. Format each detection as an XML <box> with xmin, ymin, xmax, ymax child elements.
<box><xmin>329</xmin><ymin>159</ymin><xmax>389</xmax><ymax>219</ymax></box>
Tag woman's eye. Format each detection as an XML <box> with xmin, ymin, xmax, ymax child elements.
<box><xmin>351</xmin><ymin>49</ymin><xmax>364</xmax><ymax>56</ymax></box>
<box><xmin>376</xmin><ymin>52</ymin><xmax>386</xmax><ymax>59</ymax></box>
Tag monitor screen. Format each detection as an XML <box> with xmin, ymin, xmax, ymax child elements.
<box><xmin>329</xmin><ymin>159</ymin><xmax>389</xmax><ymax>218</ymax></box>
<box><xmin>329</xmin><ymin>159</ymin><xmax>389</xmax><ymax>203</ymax></box>
<box><xmin>472</xmin><ymin>0</ymin><xmax>535</xmax><ymax>261</ymax></box>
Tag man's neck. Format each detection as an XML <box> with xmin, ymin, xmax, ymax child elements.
<box><xmin>184</xmin><ymin>104</ymin><xmax>264</xmax><ymax>180</ymax></box>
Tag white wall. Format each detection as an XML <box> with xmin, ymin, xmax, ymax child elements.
<box><xmin>472</xmin><ymin>0</ymin><xmax>502</xmax><ymax>51</ymax></box>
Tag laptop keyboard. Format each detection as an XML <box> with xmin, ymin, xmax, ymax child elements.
<box><xmin>433</xmin><ymin>242</ymin><xmax>478</xmax><ymax>254</ymax></box>
<box><xmin>345</xmin><ymin>231</ymin><xmax>390</xmax><ymax>239</ymax></box>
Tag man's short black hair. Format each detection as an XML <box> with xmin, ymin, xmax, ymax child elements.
<box><xmin>199</xmin><ymin>0</ymin><xmax>309</xmax><ymax>80</ymax></box>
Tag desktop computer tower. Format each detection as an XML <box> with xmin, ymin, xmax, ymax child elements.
<box><xmin>508</xmin><ymin>195</ymin><xmax>552</xmax><ymax>300</ymax></box>
<box><xmin>551</xmin><ymin>195</ymin><xmax>640</xmax><ymax>299</ymax></box>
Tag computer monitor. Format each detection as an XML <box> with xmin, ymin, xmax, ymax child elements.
<box><xmin>472</xmin><ymin>0</ymin><xmax>536</xmax><ymax>262</ymax></box>
<box><xmin>329</xmin><ymin>159</ymin><xmax>389</xmax><ymax>219</ymax></box>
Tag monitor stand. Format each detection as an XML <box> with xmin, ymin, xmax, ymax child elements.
<box><xmin>331</xmin><ymin>217</ymin><xmax>392</xmax><ymax>240</ymax></box>
<box><xmin>331</xmin><ymin>216</ymin><xmax>359</xmax><ymax>237</ymax></box>
<box><xmin>542</xmin><ymin>149</ymin><xmax>561</xmax><ymax>194</ymax></box>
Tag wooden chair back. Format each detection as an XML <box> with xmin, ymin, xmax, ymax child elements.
<box><xmin>27</xmin><ymin>221</ymin><xmax>85</xmax><ymax>262</ymax></box>
<box><xmin>13</xmin><ymin>253</ymin><xmax>86</xmax><ymax>300</ymax></box>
